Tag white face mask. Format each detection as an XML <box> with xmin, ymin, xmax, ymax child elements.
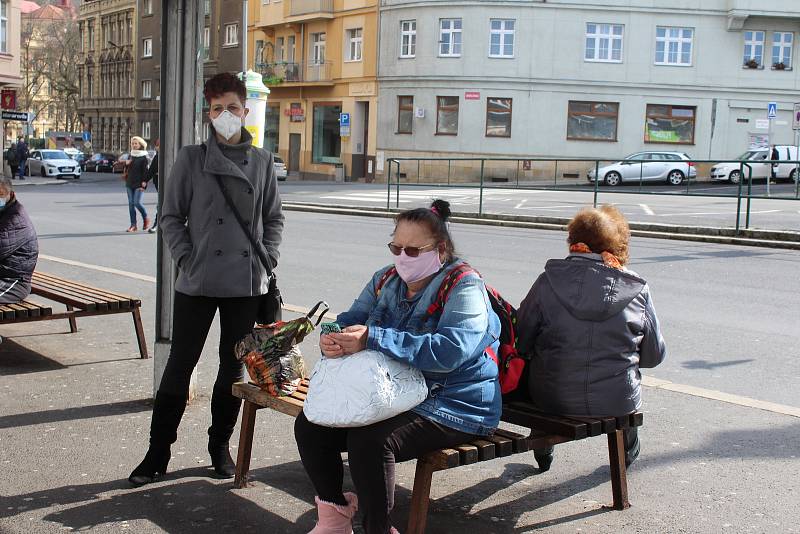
<box><xmin>211</xmin><ymin>110</ymin><xmax>242</xmax><ymax>141</ymax></box>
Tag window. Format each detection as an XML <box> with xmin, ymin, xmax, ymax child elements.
<box><xmin>398</xmin><ymin>96</ymin><xmax>413</xmax><ymax>134</ymax></box>
<box><xmin>485</xmin><ymin>98</ymin><xmax>512</xmax><ymax>137</ymax></box>
<box><xmin>311</xmin><ymin>33</ymin><xmax>326</xmax><ymax>63</ymax></box>
<box><xmin>743</xmin><ymin>30</ymin><xmax>765</xmax><ymax>66</ymax></box>
<box><xmin>142</xmin><ymin>37</ymin><xmax>152</xmax><ymax>58</ymax></box>
<box><xmin>88</xmin><ymin>21</ymin><xmax>95</xmax><ymax>49</ymax></box>
<box><xmin>0</xmin><ymin>0</ymin><xmax>8</xmax><ymax>53</ymax></box>
<box><xmin>141</xmin><ymin>80</ymin><xmax>152</xmax><ymax>99</ymax></box>
<box><xmin>655</xmin><ymin>27</ymin><xmax>693</xmax><ymax>66</ymax></box>
<box><xmin>585</xmin><ymin>23</ymin><xmax>623</xmax><ymax>62</ymax></box>
<box><xmin>265</xmin><ymin>105</ymin><xmax>280</xmax><ymax>153</ymax></box>
<box><xmin>225</xmin><ymin>24</ymin><xmax>239</xmax><ymax>46</ymax></box>
<box><xmin>202</xmin><ymin>121</ymin><xmax>210</xmax><ymax>139</ymax></box>
<box><xmin>645</xmin><ymin>105</ymin><xmax>696</xmax><ymax>144</ymax></box>
<box><xmin>439</xmin><ymin>19</ymin><xmax>462</xmax><ymax>57</ymax></box>
<box><xmin>203</xmin><ymin>27</ymin><xmax>210</xmax><ymax>60</ymax></box>
<box><xmin>489</xmin><ymin>19</ymin><xmax>515</xmax><ymax>58</ymax></box>
<box><xmin>287</xmin><ymin>35</ymin><xmax>296</xmax><ymax>62</ymax></box>
<box><xmin>276</xmin><ymin>36</ymin><xmax>285</xmax><ymax>62</ymax></box>
<box><xmin>346</xmin><ymin>28</ymin><xmax>362</xmax><ymax>61</ymax></box>
<box><xmin>204</xmin><ymin>0</ymin><xmax>210</xmax><ymax>15</ymax></box>
<box><xmin>567</xmin><ymin>101</ymin><xmax>619</xmax><ymax>141</ymax></box>
<box><xmin>773</xmin><ymin>32</ymin><xmax>793</xmax><ymax>68</ymax></box>
<box><xmin>87</xmin><ymin>72</ymin><xmax>93</xmax><ymax>97</ymax></box>
<box><xmin>142</xmin><ymin>122</ymin><xmax>151</xmax><ymax>139</ymax></box>
<box><xmin>312</xmin><ymin>104</ymin><xmax>342</xmax><ymax>164</ymax></box>
<box><xmin>400</xmin><ymin>20</ymin><xmax>416</xmax><ymax>58</ymax></box>
<box><xmin>144</xmin><ymin>0</ymin><xmax>153</xmax><ymax>15</ymax></box>
<box><xmin>436</xmin><ymin>96</ymin><xmax>459</xmax><ymax>135</ymax></box>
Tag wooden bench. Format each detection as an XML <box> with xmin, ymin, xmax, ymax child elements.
<box><xmin>232</xmin><ymin>380</ymin><xmax>642</xmax><ymax>533</ymax></box>
<box><xmin>0</xmin><ymin>271</ymin><xmax>148</xmax><ymax>359</ymax></box>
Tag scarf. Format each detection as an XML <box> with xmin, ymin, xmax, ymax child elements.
<box><xmin>130</xmin><ymin>150</ymin><xmax>148</xmax><ymax>158</ymax></box>
<box><xmin>569</xmin><ymin>242</ymin><xmax>623</xmax><ymax>270</ymax></box>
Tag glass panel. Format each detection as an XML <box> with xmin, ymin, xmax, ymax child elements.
<box><xmin>506</xmin><ymin>21</ymin><xmax>514</xmax><ymax>31</ymax></box>
<box><xmin>312</xmin><ymin>105</ymin><xmax>342</xmax><ymax>163</ymax></box>
<box><xmin>647</xmin><ymin>105</ymin><xmax>670</xmax><ymax>117</ymax></box>
<box><xmin>504</xmin><ymin>41</ymin><xmax>513</xmax><ymax>56</ymax></box>
<box><xmin>486</xmin><ymin>98</ymin><xmax>512</xmax><ymax>137</ymax></box>
<box><xmin>672</xmin><ymin>107</ymin><xmax>694</xmax><ymax>117</ymax></box>
<box><xmin>613</xmin><ymin>25</ymin><xmax>622</xmax><ymax>36</ymax></box>
<box><xmin>437</xmin><ymin>97</ymin><xmax>459</xmax><ymax>134</ymax></box>
<box><xmin>454</xmin><ymin>19</ymin><xmax>461</xmax><ymax>30</ymax></box>
<box><xmin>491</xmin><ymin>20</ymin><xmax>501</xmax><ymax>30</ymax></box>
<box><xmin>656</xmin><ymin>27</ymin><xmax>665</xmax><ymax>38</ymax></box>
<box><xmin>586</xmin><ymin>38</ymin><xmax>595</xmax><ymax>59</ymax></box>
<box><xmin>587</xmin><ymin>24</ymin><xmax>596</xmax><ymax>34</ymax></box>
<box><xmin>264</xmin><ymin>106</ymin><xmax>280</xmax><ymax>153</ymax></box>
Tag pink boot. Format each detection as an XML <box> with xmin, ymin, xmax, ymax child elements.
<box><xmin>308</xmin><ymin>492</ymin><xmax>358</xmax><ymax>534</ymax></box>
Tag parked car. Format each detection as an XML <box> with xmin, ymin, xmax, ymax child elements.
<box><xmin>25</xmin><ymin>149</ymin><xmax>81</xmax><ymax>179</ymax></box>
<box><xmin>710</xmin><ymin>145</ymin><xmax>799</xmax><ymax>184</ymax></box>
<box><xmin>273</xmin><ymin>154</ymin><xmax>287</xmax><ymax>181</ymax></box>
<box><xmin>587</xmin><ymin>151</ymin><xmax>697</xmax><ymax>186</ymax></box>
<box><xmin>112</xmin><ymin>153</ymin><xmax>131</xmax><ymax>173</ymax></box>
<box><xmin>70</xmin><ymin>152</ymin><xmax>87</xmax><ymax>171</ymax></box>
<box><xmin>62</xmin><ymin>147</ymin><xmax>81</xmax><ymax>159</ymax></box>
<box><xmin>85</xmin><ymin>153</ymin><xmax>117</xmax><ymax>173</ymax></box>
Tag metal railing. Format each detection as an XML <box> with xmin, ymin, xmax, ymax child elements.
<box><xmin>290</xmin><ymin>0</ymin><xmax>333</xmax><ymax>16</ymax></box>
<box><xmin>258</xmin><ymin>61</ymin><xmax>332</xmax><ymax>83</ymax></box>
<box><xmin>384</xmin><ymin>157</ymin><xmax>800</xmax><ymax>233</ymax></box>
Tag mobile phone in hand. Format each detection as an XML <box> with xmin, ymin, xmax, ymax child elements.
<box><xmin>320</xmin><ymin>322</ymin><xmax>342</xmax><ymax>335</ymax></box>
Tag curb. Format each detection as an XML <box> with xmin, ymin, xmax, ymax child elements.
<box><xmin>282</xmin><ymin>202</ymin><xmax>800</xmax><ymax>250</ymax></box>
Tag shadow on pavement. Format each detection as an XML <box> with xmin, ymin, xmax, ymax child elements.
<box><xmin>0</xmin><ymin>398</ymin><xmax>152</xmax><ymax>430</ymax></box>
<box><xmin>682</xmin><ymin>359</ymin><xmax>755</xmax><ymax>370</ymax></box>
<box><xmin>0</xmin><ymin>338</ymin><xmax>67</xmax><ymax>375</ymax></box>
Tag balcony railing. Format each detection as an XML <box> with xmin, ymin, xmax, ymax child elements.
<box><xmin>258</xmin><ymin>61</ymin><xmax>333</xmax><ymax>84</ymax></box>
<box><xmin>290</xmin><ymin>0</ymin><xmax>333</xmax><ymax>17</ymax></box>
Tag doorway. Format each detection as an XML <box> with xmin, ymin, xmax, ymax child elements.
<box><xmin>289</xmin><ymin>133</ymin><xmax>301</xmax><ymax>174</ymax></box>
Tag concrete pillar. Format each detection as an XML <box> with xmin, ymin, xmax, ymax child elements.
<box><xmin>154</xmin><ymin>0</ymin><xmax>205</xmax><ymax>399</ymax></box>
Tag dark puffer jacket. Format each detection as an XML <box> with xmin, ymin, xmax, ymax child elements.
<box><xmin>0</xmin><ymin>195</ymin><xmax>39</xmax><ymax>303</ymax></box>
<box><xmin>125</xmin><ymin>155</ymin><xmax>150</xmax><ymax>189</ymax></box>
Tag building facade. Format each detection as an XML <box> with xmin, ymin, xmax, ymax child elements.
<box><xmin>377</xmin><ymin>0</ymin><xmax>800</xmax><ymax>180</ymax></box>
<box><xmin>0</xmin><ymin>0</ymin><xmax>24</xmax><ymax>146</ymax></box>
<box><xmin>77</xmin><ymin>0</ymin><xmax>136</xmax><ymax>154</ymax></box>
<box><xmin>250</xmin><ymin>0</ymin><xmax>378</xmax><ymax>180</ymax></box>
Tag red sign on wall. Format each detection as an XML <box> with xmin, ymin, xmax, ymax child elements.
<box><xmin>1</xmin><ymin>89</ymin><xmax>16</xmax><ymax>110</ymax></box>
<box><xmin>464</xmin><ymin>91</ymin><xmax>481</xmax><ymax>100</ymax></box>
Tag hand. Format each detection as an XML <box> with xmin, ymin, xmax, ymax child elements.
<box><xmin>320</xmin><ymin>333</ymin><xmax>345</xmax><ymax>359</ymax></box>
<box><xmin>329</xmin><ymin>325</ymin><xmax>368</xmax><ymax>355</ymax></box>
<box><xmin>141</xmin><ymin>182</ymin><xmax>147</xmax><ymax>189</ymax></box>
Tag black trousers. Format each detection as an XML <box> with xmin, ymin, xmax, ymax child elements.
<box><xmin>156</xmin><ymin>291</ymin><xmax>261</xmax><ymax>446</ymax></box>
<box><xmin>294</xmin><ymin>411</ymin><xmax>474</xmax><ymax>534</ymax></box>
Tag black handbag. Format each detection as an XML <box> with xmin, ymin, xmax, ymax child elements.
<box><xmin>213</xmin><ymin>174</ymin><xmax>283</xmax><ymax>324</ymax></box>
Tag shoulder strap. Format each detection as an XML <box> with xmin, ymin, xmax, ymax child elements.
<box><xmin>375</xmin><ymin>266</ymin><xmax>397</xmax><ymax>297</ymax></box>
<box><xmin>426</xmin><ymin>263</ymin><xmax>478</xmax><ymax>316</ymax></box>
<box><xmin>204</xmin><ymin>145</ymin><xmax>273</xmax><ymax>276</ymax></box>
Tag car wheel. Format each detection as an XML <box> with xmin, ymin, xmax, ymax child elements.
<box><xmin>667</xmin><ymin>170</ymin><xmax>685</xmax><ymax>186</ymax></box>
<box><xmin>789</xmin><ymin>169</ymin><xmax>797</xmax><ymax>182</ymax></box>
<box><xmin>729</xmin><ymin>170</ymin><xmax>741</xmax><ymax>184</ymax></box>
<box><xmin>41</xmin><ymin>167</ymin><xmax>47</xmax><ymax>178</ymax></box>
<box><xmin>604</xmin><ymin>171</ymin><xmax>622</xmax><ymax>186</ymax></box>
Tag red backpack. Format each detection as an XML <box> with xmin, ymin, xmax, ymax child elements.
<box><xmin>375</xmin><ymin>263</ymin><xmax>526</xmax><ymax>395</ymax></box>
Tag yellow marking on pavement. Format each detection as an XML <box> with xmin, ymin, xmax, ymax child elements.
<box><xmin>38</xmin><ymin>254</ymin><xmax>799</xmax><ymax>418</ymax></box>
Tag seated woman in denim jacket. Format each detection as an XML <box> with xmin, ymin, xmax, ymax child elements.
<box><xmin>294</xmin><ymin>199</ymin><xmax>501</xmax><ymax>534</ymax></box>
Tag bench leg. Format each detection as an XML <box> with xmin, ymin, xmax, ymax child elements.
<box><xmin>234</xmin><ymin>400</ymin><xmax>258</xmax><ymax>489</ymax></box>
<box><xmin>131</xmin><ymin>308</ymin><xmax>149</xmax><ymax>359</ymax></box>
<box><xmin>407</xmin><ymin>459</ymin><xmax>435</xmax><ymax>534</ymax></box>
<box><xmin>65</xmin><ymin>305</ymin><xmax>78</xmax><ymax>333</ymax></box>
<box><xmin>607</xmin><ymin>430</ymin><xmax>630</xmax><ymax>510</ymax></box>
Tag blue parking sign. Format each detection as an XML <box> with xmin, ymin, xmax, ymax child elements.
<box><xmin>768</xmin><ymin>102</ymin><xmax>777</xmax><ymax>119</ymax></box>
<box><xmin>340</xmin><ymin>112</ymin><xmax>350</xmax><ymax>126</ymax></box>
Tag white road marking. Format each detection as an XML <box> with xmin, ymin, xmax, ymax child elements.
<box><xmin>639</xmin><ymin>203</ymin><xmax>655</xmax><ymax>216</ymax></box>
<box><xmin>655</xmin><ymin>209</ymin><xmax>781</xmax><ymax>217</ymax></box>
<box><xmin>320</xmin><ymin>195</ymin><xmax>411</xmax><ymax>203</ymax></box>
<box><xmin>38</xmin><ymin>254</ymin><xmax>157</xmax><ymax>283</ymax></box>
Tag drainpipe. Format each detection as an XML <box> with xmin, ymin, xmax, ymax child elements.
<box><xmin>242</xmin><ymin>0</ymin><xmax>248</xmax><ymax>72</ymax></box>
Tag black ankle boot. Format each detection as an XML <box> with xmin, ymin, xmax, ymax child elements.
<box><xmin>128</xmin><ymin>446</ymin><xmax>171</xmax><ymax>486</ymax></box>
<box><xmin>534</xmin><ymin>446</ymin><xmax>555</xmax><ymax>472</ymax></box>
<box><xmin>208</xmin><ymin>441</ymin><xmax>236</xmax><ymax>478</ymax></box>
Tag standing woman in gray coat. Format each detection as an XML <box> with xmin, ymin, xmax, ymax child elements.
<box><xmin>516</xmin><ymin>205</ymin><xmax>666</xmax><ymax>471</ymax></box>
<box><xmin>129</xmin><ymin>73</ymin><xmax>284</xmax><ymax>486</ymax></box>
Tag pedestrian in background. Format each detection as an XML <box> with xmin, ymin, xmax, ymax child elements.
<box><xmin>145</xmin><ymin>139</ymin><xmax>159</xmax><ymax>234</ymax></box>
<box><xmin>15</xmin><ymin>137</ymin><xmax>28</xmax><ymax>180</ymax></box>
<box><xmin>128</xmin><ymin>72</ymin><xmax>284</xmax><ymax>487</ymax></box>
<box><xmin>5</xmin><ymin>143</ymin><xmax>19</xmax><ymax>179</ymax></box>
<box><xmin>516</xmin><ymin>205</ymin><xmax>667</xmax><ymax>471</ymax></box>
<box><xmin>124</xmin><ymin>136</ymin><xmax>150</xmax><ymax>232</ymax></box>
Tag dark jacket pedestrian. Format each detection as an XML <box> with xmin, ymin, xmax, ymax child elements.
<box><xmin>0</xmin><ymin>180</ymin><xmax>38</xmax><ymax>304</ymax></box>
<box><xmin>146</xmin><ymin>152</ymin><xmax>158</xmax><ymax>190</ymax></box>
<box><xmin>15</xmin><ymin>140</ymin><xmax>28</xmax><ymax>179</ymax></box>
<box><xmin>5</xmin><ymin>144</ymin><xmax>19</xmax><ymax>177</ymax></box>
<box><xmin>123</xmin><ymin>136</ymin><xmax>150</xmax><ymax>232</ymax></box>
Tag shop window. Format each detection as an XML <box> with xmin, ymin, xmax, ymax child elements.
<box><xmin>645</xmin><ymin>104</ymin><xmax>696</xmax><ymax>144</ymax></box>
<box><xmin>567</xmin><ymin>101</ymin><xmax>619</xmax><ymax>141</ymax></box>
<box><xmin>312</xmin><ymin>104</ymin><xmax>342</xmax><ymax>163</ymax></box>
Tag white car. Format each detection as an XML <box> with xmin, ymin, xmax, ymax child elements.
<box><xmin>587</xmin><ymin>151</ymin><xmax>697</xmax><ymax>186</ymax></box>
<box><xmin>25</xmin><ymin>149</ymin><xmax>82</xmax><ymax>179</ymax></box>
<box><xmin>710</xmin><ymin>145</ymin><xmax>799</xmax><ymax>184</ymax></box>
<box><xmin>273</xmin><ymin>154</ymin><xmax>287</xmax><ymax>181</ymax></box>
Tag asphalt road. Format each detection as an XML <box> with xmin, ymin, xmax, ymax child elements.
<box><xmin>17</xmin><ymin>172</ymin><xmax>800</xmax><ymax>408</ymax></box>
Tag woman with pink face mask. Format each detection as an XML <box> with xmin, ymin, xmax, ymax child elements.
<box><xmin>294</xmin><ymin>199</ymin><xmax>501</xmax><ymax>534</ymax></box>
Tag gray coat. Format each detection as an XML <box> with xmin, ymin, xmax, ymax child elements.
<box><xmin>517</xmin><ymin>253</ymin><xmax>667</xmax><ymax>417</ymax></box>
<box><xmin>160</xmin><ymin>128</ymin><xmax>284</xmax><ymax>298</ymax></box>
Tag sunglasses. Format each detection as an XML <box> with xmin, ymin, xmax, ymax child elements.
<box><xmin>387</xmin><ymin>242</ymin><xmax>437</xmax><ymax>257</ymax></box>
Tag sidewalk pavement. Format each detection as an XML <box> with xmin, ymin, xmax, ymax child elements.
<box><xmin>4</xmin><ymin>175</ymin><xmax>68</xmax><ymax>186</ymax></box>
<box><xmin>1</xmin><ymin>260</ymin><xmax>798</xmax><ymax>533</ymax></box>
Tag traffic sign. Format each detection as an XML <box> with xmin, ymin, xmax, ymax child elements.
<box><xmin>793</xmin><ymin>103</ymin><xmax>800</xmax><ymax>130</ymax></box>
<box><xmin>1</xmin><ymin>110</ymin><xmax>28</xmax><ymax>121</ymax></box>
<box><xmin>339</xmin><ymin>112</ymin><xmax>350</xmax><ymax>137</ymax></box>
<box><xmin>82</xmin><ymin>131</ymin><xmax>91</xmax><ymax>142</ymax></box>
<box><xmin>768</xmin><ymin>102</ymin><xmax>778</xmax><ymax>119</ymax></box>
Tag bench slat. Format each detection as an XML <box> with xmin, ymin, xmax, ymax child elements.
<box><xmin>31</xmin><ymin>276</ymin><xmax>111</xmax><ymax>304</ymax></box>
<box><xmin>6</xmin><ymin>303</ymin><xmax>29</xmax><ymax>318</ymax></box>
<box><xmin>600</xmin><ymin>417</ymin><xmax>618</xmax><ymax>434</ymax></box>
<box><xmin>232</xmin><ymin>383</ymin><xmax>303</xmax><ymax>418</ymax></box>
<box><xmin>484</xmin><ymin>434</ymin><xmax>513</xmax><ymax>457</ymax></box>
<box><xmin>494</xmin><ymin>428</ymin><xmax>532</xmax><ymax>453</ymax></box>
<box><xmin>456</xmin><ymin>445</ymin><xmax>479</xmax><ymax>465</ymax></box>
<box><xmin>33</xmin><ymin>273</ymin><xmax>138</xmax><ymax>306</ymax></box>
<box><xmin>30</xmin><ymin>280</ymin><xmax>102</xmax><ymax>311</ymax></box>
<box><xmin>0</xmin><ymin>305</ymin><xmax>17</xmax><ymax>320</ymax></box>
<box><xmin>469</xmin><ymin>439</ymin><xmax>496</xmax><ymax>461</ymax></box>
<box><xmin>423</xmin><ymin>448</ymin><xmax>461</xmax><ymax>471</ymax></box>
<box><xmin>614</xmin><ymin>415</ymin><xmax>632</xmax><ymax>430</ymax></box>
<box><xmin>15</xmin><ymin>300</ymin><xmax>43</xmax><ymax>318</ymax></box>
<box><xmin>503</xmin><ymin>403</ymin><xmax>588</xmax><ymax>440</ymax></box>
<box><xmin>629</xmin><ymin>412</ymin><xmax>643</xmax><ymax>427</ymax></box>
<box><xmin>563</xmin><ymin>416</ymin><xmax>604</xmax><ymax>437</ymax></box>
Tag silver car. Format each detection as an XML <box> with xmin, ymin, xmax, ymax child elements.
<box><xmin>588</xmin><ymin>151</ymin><xmax>696</xmax><ymax>186</ymax></box>
<box><xmin>25</xmin><ymin>149</ymin><xmax>82</xmax><ymax>179</ymax></box>
<box><xmin>273</xmin><ymin>154</ymin><xmax>287</xmax><ymax>181</ymax></box>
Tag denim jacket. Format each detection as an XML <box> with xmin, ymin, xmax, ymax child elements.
<box><xmin>336</xmin><ymin>259</ymin><xmax>502</xmax><ymax>436</ymax></box>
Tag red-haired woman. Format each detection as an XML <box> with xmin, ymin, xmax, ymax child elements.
<box><xmin>517</xmin><ymin>205</ymin><xmax>667</xmax><ymax>471</ymax></box>
<box><xmin>128</xmin><ymin>72</ymin><xmax>284</xmax><ymax>486</ymax></box>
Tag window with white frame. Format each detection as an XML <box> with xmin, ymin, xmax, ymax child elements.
<box><xmin>489</xmin><ymin>19</ymin><xmax>515</xmax><ymax>58</ymax></box>
<box><xmin>142</xmin><ymin>122</ymin><xmax>151</xmax><ymax>139</ymax></box>
<box><xmin>439</xmin><ymin>19</ymin><xmax>462</xmax><ymax>57</ymax></box>
<box><xmin>204</xmin><ymin>0</ymin><xmax>210</xmax><ymax>15</ymax></box>
<box><xmin>225</xmin><ymin>24</ymin><xmax>238</xmax><ymax>46</ymax></box>
<box><xmin>276</xmin><ymin>36</ymin><xmax>285</xmax><ymax>62</ymax></box>
<box><xmin>585</xmin><ymin>23</ymin><xmax>623</xmax><ymax>62</ymax></box>
<box><xmin>0</xmin><ymin>0</ymin><xmax>7</xmax><ymax>54</ymax></box>
<box><xmin>144</xmin><ymin>0</ymin><xmax>153</xmax><ymax>15</ymax></box>
<box><xmin>743</xmin><ymin>30</ymin><xmax>765</xmax><ymax>66</ymax></box>
<box><xmin>346</xmin><ymin>28</ymin><xmax>362</xmax><ymax>61</ymax></box>
<box><xmin>655</xmin><ymin>27</ymin><xmax>693</xmax><ymax>66</ymax></box>
<box><xmin>772</xmin><ymin>32</ymin><xmax>793</xmax><ymax>68</ymax></box>
<box><xmin>203</xmin><ymin>27</ymin><xmax>210</xmax><ymax>60</ymax></box>
<box><xmin>400</xmin><ymin>20</ymin><xmax>416</xmax><ymax>58</ymax></box>
<box><xmin>311</xmin><ymin>32</ymin><xmax>326</xmax><ymax>63</ymax></box>
<box><xmin>142</xmin><ymin>37</ymin><xmax>152</xmax><ymax>58</ymax></box>
<box><xmin>203</xmin><ymin>121</ymin><xmax>210</xmax><ymax>139</ymax></box>
<box><xmin>288</xmin><ymin>35</ymin><xmax>296</xmax><ymax>62</ymax></box>
<box><xmin>142</xmin><ymin>80</ymin><xmax>152</xmax><ymax>99</ymax></box>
